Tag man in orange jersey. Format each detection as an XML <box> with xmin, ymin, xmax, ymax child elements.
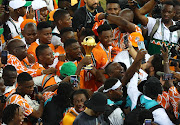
<box><xmin>97</xmin><ymin>9</ymin><xmax>142</xmax><ymax>59</ymax></box>
<box><xmin>27</xmin><ymin>21</ymin><xmax>55</xmax><ymax>62</ymax></box>
<box><xmin>55</xmin><ymin>39</ymin><xmax>99</xmax><ymax>91</ymax></box>
<box><xmin>92</xmin><ymin>24</ymin><xmax>113</xmax><ymax>70</ymax></box>
<box><xmin>7</xmin><ymin>39</ymin><xmax>57</xmax><ymax>77</ymax></box>
<box><xmin>21</xmin><ymin>22</ymin><xmax>37</xmax><ymax>48</ymax></box>
<box><xmin>5</xmin><ymin>72</ymin><xmax>45</xmax><ymax>123</ymax></box>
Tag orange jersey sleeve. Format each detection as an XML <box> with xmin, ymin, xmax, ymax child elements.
<box><xmin>6</xmin><ymin>94</ymin><xmax>33</xmax><ymax>116</ymax></box>
<box><xmin>7</xmin><ymin>54</ymin><xmax>42</xmax><ymax>77</ymax></box>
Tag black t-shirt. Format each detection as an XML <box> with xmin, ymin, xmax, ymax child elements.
<box><xmin>73</xmin><ymin>112</ymin><xmax>107</xmax><ymax>125</ymax></box>
<box><xmin>72</xmin><ymin>6</ymin><xmax>104</xmax><ymax>31</ymax></box>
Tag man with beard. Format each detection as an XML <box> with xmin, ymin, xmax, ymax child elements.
<box><xmin>72</xmin><ymin>0</ymin><xmax>104</xmax><ymax>31</ymax></box>
<box><xmin>7</xmin><ymin>39</ymin><xmax>57</xmax><ymax>77</ymax></box>
<box><xmin>130</xmin><ymin>1</ymin><xmax>179</xmax><ymax>55</ymax></box>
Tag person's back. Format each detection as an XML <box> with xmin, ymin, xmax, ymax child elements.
<box><xmin>73</xmin><ymin>112</ymin><xmax>105</xmax><ymax>125</ymax></box>
<box><xmin>42</xmin><ymin>82</ymin><xmax>74</xmax><ymax>125</ymax></box>
<box><xmin>127</xmin><ymin>73</ymin><xmax>173</xmax><ymax>125</ymax></box>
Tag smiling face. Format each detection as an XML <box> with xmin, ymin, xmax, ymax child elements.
<box><xmin>98</xmin><ymin>30</ymin><xmax>113</xmax><ymax>49</ymax></box>
<box><xmin>13</xmin><ymin>107</ymin><xmax>25</xmax><ymax>125</ymax></box>
<box><xmin>73</xmin><ymin>94</ymin><xmax>87</xmax><ymax>113</ymax></box>
<box><xmin>38</xmin><ymin>27</ymin><xmax>52</xmax><ymax>44</ymax></box>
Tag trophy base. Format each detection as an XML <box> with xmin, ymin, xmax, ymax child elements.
<box><xmin>83</xmin><ymin>64</ymin><xmax>93</xmax><ymax>70</ymax></box>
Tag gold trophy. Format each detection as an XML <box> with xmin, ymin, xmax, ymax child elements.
<box><xmin>81</xmin><ymin>36</ymin><xmax>96</xmax><ymax>70</ymax></box>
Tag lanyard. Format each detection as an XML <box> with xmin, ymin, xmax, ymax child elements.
<box><xmin>100</xmin><ymin>43</ymin><xmax>111</xmax><ymax>62</ymax></box>
<box><xmin>161</xmin><ymin>22</ymin><xmax>172</xmax><ymax>43</ymax></box>
<box><xmin>86</xmin><ymin>8</ymin><xmax>98</xmax><ymax>23</ymax></box>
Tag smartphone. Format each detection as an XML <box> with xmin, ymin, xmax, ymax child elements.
<box><xmin>70</xmin><ymin>75</ymin><xmax>78</xmax><ymax>87</ymax></box>
<box><xmin>137</xmin><ymin>38</ymin><xmax>146</xmax><ymax>50</ymax></box>
<box><xmin>163</xmin><ymin>73</ymin><xmax>174</xmax><ymax>81</ymax></box>
<box><xmin>1</xmin><ymin>50</ymin><xmax>8</xmax><ymax>64</ymax></box>
<box><xmin>144</xmin><ymin>119</ymin><xmax>152</xmax><ymax>125</ymax></box>
<box><xmin>36</xmin><ymin>10</ymin><xmax>41</xmax><ymax>22</ymax></box>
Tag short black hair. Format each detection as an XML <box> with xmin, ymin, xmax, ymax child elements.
<box><xmin>80</xmin><ymin>28</ymin><xmax>95</xmax><ymax>37</ymax></box>
<box><xmin>2</xmin><ymin>104</ymin><xmax>20</xmax><ymax>124</ymax></box>
<box><xmin>24</xmin><ymin>22</ymin><xmax>37</xmax><ymax>31</ymax></box>
<box><xmin>118</xmin><ymin>62</ymin><xmax>127</xmax><ymax>71</ymax></box>
<box><xmin>151</xmin><ymin>54</ymin><xmax>164</xmax><ymax>78</ymax></box>
<box><xmin>97</xmin><ymin>24</ymin><xmax>112</xmax><ymax>35</ymax></box>
<box><xmin>64</xmin><ymin>38</ymin><xmax>78</xmax><ymax>49</ymax></box>
<box><xmin>17</xmin><ymin>72</ymin><xmax>32</xmax><ymax>84</ymax></box>
<box><xmin>60</xmin><ymin>27</ymin><xmax>74</xmax><ymax>37</ymax></box>
<box><xmin>53</xmin><ymin>9</ymin><xmax>69</xmax><ymax>23</ymax></box>
<box><xmin>143</xmin><ymin>76</ymin><xmax>163</xmax><ymax>99</ymax></box>
<box><xmin>37</xmin><ymin>21</ymin><xmax>51</xmax><ymax>31</ymax></box>
<box><xmin>124</xmin><ymin>108</ymin><xmax>140</xmax><ymax>125</ymax></box>
<box><xmin>106</xmin><ymin>0</ymin><xmax>120</xmax><ymax>6</ymax></box>
<box><xmin>3</xmin><ymin>65</ymin><xmax>17</xmax><ymax>75</ymax></box>
<box><xmin>104</xmin><ymin>78</ymin><xmax>119</xmax><ymax>91</ymax></box>
<box><xmin>70</xmin><ymin>89</ymin><xmax>89</xmax><ymax>104</ymax></box>
<box><xmin>36</xmin><ymin>44</ymin><xmax>49</xmax><ymax>60</ymax></box>
<box><xmin>124</xmin><ymin>108</ymin><xmax>153</xmax><ymax>125</ymax></box>
<box><xmin>162</xmin><ymin>1</ymin><xmax>175</xmax><ymax>7</ymax></box>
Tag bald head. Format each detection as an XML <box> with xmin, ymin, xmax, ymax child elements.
<box><xmin>7</xmin><ymin>39</ymin><xmax>23</xmax><ymax>52</ymax></box>
<box><xmin>23</xmin><ymin>23</ymin><xmax>37</xmax><ymax>32</ymax></box>
<box><xmin>7</xmin><ymin>39</ymin><xmax>27</xmax><ymax>61</ymax></box>
<box><xmin>119</xmin><ymin>8</ymin><xmax>134</xmax><ymax>23</ymax></box>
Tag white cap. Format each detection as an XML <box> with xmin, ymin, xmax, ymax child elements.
<box><xmin>32</xmin><ymin>0</ymin><xmax>47</xmax><ymax>10</ymax></box>
<box><xmin>9</xmin><ymin>0</ymin><xmax>26</xmax><ymax>10</ymax></box>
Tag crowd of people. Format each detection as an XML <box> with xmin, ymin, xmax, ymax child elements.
<box><xmin>0</xmin><ymin>0</ymin><xmax>179</xmax><ymax>124</ymax></box>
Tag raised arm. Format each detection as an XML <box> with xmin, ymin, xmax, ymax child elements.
<box><xmin>121</xmin><ymin>50</ymin><xmax>146</xmax><ymax>86</ymax></box>
<box><xmin>139</xmin><ymin>0</ymin><xmax>157</xmax><ymax>15</ymax></box>
<box><xmin>98</xmin><ymin>13</ymin><xmax>136</xmax><ymax>33</ymax></box>
<box><xmin>128</xmin><ymin>0</ymin><xmax>149</xmax><ymax>26</ymax></box>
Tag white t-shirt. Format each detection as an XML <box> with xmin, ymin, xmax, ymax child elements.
<box><xmin>51</xmin><ymin>26</ymin><xmax>63</xmax><ymax>46</ymax></box>
<box><xmin>33</xmin><ymin>74</ymin><xmax>62</xmax><ymax>87</ymax></box>
<box><xmin>147</xmin><ymin>17</ymin><xmax>178</xmax><ymax>43</ymax></box>
<box><xmin>127</xmin><ymin>73</ymin><xmax>174</xmax><ymax>125</ymax></box>
<box><xmin>5</xmin><ymin>16</ymin><xmax>24</xmax><ymax>38</ymax></box>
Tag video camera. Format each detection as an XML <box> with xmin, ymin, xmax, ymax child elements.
<box><xmin>169</xmin><ymin>21</ymin><xmax>180</xmax><ymax>32</ymax></box>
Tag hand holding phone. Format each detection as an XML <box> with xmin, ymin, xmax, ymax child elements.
<box><xmin>70</xmin><ymin>75</ymin><xmax>79</xmax><ymax>87</ymax></box>
<box><xmin>162</xmin><ymin>73</ymin><xmax>174</xmax><ymax>80</ymax></box>
<box><xmin>1</xmin><ymin>50</ymin><xmax>8</xmax><ymax>64</ymax></box>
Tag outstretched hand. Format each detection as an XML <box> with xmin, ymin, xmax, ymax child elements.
<box><xmin>134</xmin><ymin>49</ymin><xmax>146</xmax><ymax>62</ymax></box>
